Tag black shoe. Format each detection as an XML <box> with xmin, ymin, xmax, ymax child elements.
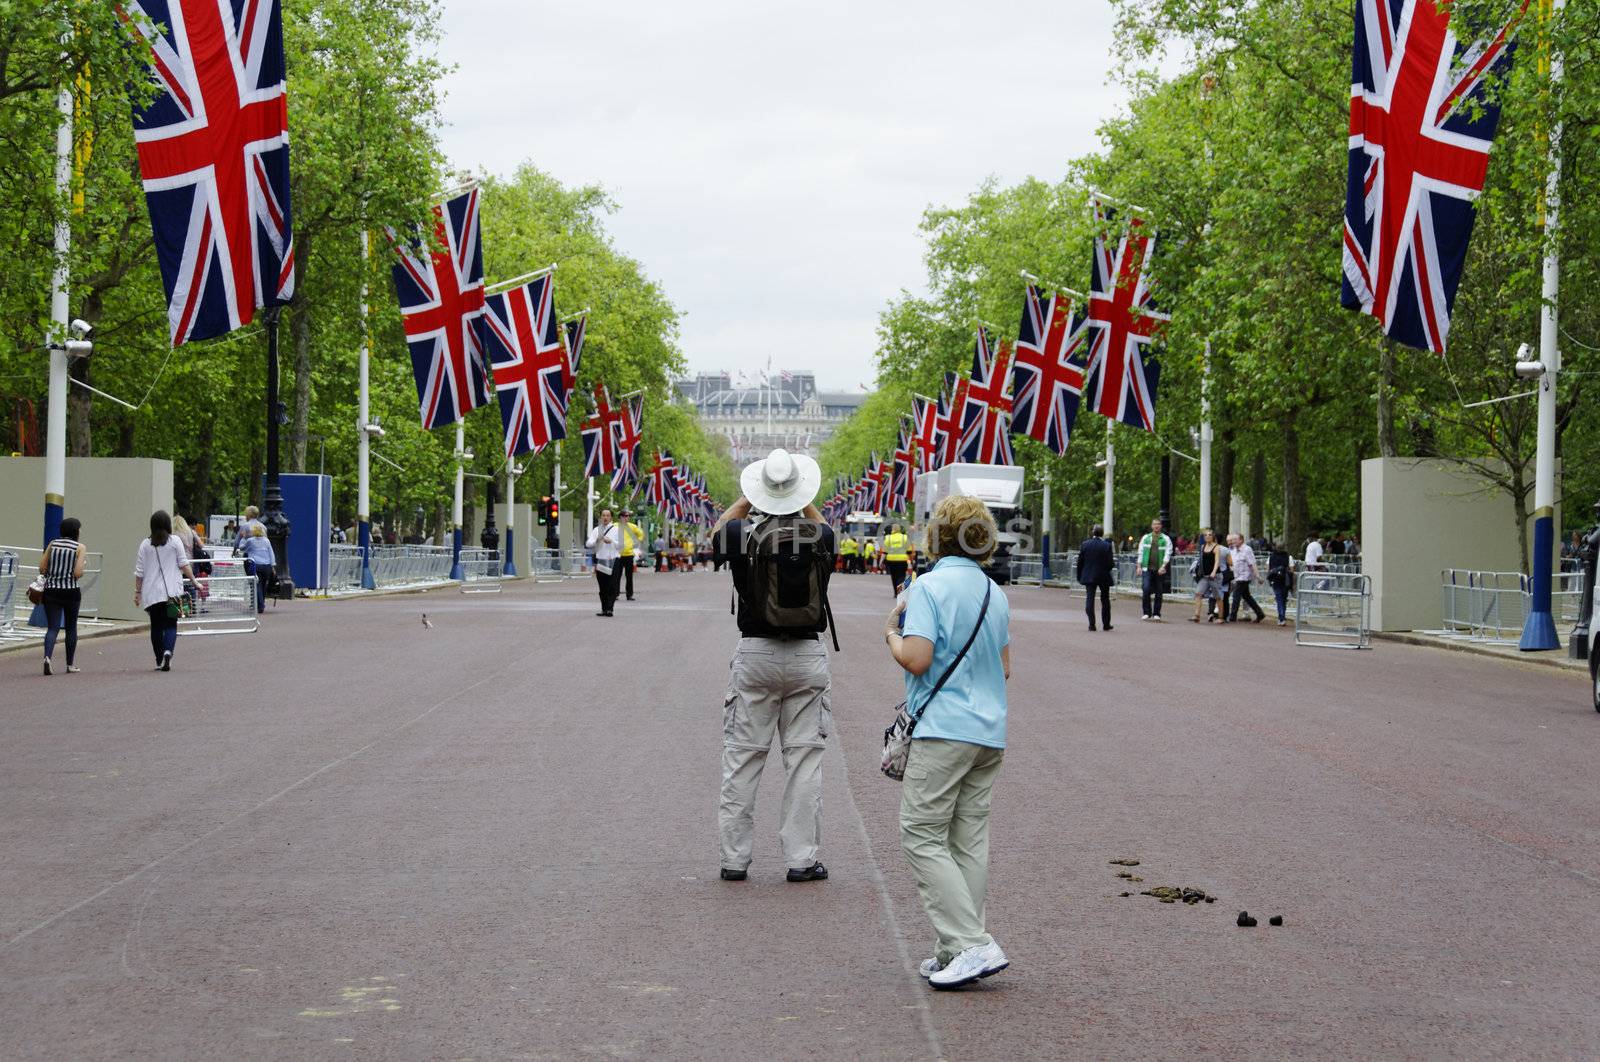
<box><xmin>720</xmin><ymin>868</ymin><xmax>747</xmax><ymax>881</ymax></box>
<box><xmin>1104</xmin><ymin>625</ymin><xmax>1114</xmax><ymax>631</ymax></box>
<box><xmin>43</xmin><ymin>657</ymin><xmax>52</xmax><ymax>676</ymax></box>
<box><xmin>1087</xmin><ymin>625</ymin><xmax>1096</xmax><ymax>632</ymax></box>
<box><xmin>160</xmin><ymin>651</ymin><xmax>172</xmax><ymax>672</ymax></box>
<box><xmin>787</xmin><ymin>862</ymin><xmax>828</xmax><ymax>882</ymax></box>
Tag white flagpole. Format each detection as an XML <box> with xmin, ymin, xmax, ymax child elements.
<box><xmin>1199</xmin><ymin>338</ymin><xmax>1213</xmax><ymax>531</ymax></box>
<box><xmin>1102</xmin><ymin>419</ymin><xmax>1115</xmax><ymax>537</ymax></box>
<box><xmin>42</xmin><ymin>73</ymin><xmax>73</xmax><ymax>551</ymax></box>
<box><xmin>504</xmin><ymin>459</ymin><xmax>518</xmax><ymax>576</ymax></box>
<box><xmin>1522</xmin><ymin>0</ymin><xmax>1565</xmax><ymax>651</ymax></box>
<box><xmin>553</xmin><ymin>439</ymin><xmax>564</xmax><ymax>571</ymax></box>
<box><xmin>357</xmin><ymin>229</ymin><xmax>376</xmax><ymax>588</ymax></box>
<box><xmin>450</xmin><ymin>422</ymin><xmax>465</xmax><ymax>580</ymax></box>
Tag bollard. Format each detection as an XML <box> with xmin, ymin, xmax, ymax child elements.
<box><xmin>1570</xmin><ymin>500</ymin><xmax>1599</xmax><ymax>660</ymax></box>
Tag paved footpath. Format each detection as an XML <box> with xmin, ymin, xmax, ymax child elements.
<box><xmin>2</xmin><ymin>566</ymin><xmax>1598</xmax><ymax>1060</ymax></box>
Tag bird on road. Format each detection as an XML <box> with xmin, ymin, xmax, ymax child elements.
<box><xmin>421</xmin><ymin>613</ymin><xmax>433</xmax><ymax>629</ymax></box>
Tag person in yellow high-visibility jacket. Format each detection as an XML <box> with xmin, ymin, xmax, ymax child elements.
<box><xmin>617</xmin><ymin>510</ymin><xmax>646</xmax><ymax>601</ymax></box>
<box><xmin>839</xmin><ymin>535</ymin><xmax>859</xmax><ymax>574</ymax></box>
<box><xmin>883</xmin><ymin>524</ymin><xmax>910</xmax><ymax>595</ymax></box>
<box><xmin>863</xmin><ymin>538</ymin><xmax>878</xmax><ymax>574</ymax></box>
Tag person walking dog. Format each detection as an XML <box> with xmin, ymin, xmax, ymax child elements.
<box><xmin>885</xmin><ymin>493</ymin><xmax>1012</xmax><ymax>990</ymax></box>
<box><xmin>711</xmin><ymin>448</ymin><xmax>836</xmax><ymax>884</ymax></box>
<box><xmin>134</xmin><ymin>510</ymin><xmax>196</xmax><ymax>672</ymax></box>
<box><xmin>39</xmin><ymin>517</ymin><xmax>86</xmax><ymax>675</ymax></box>
<box><xmin>1076</xmin><ymin>525</ymin><xmax>1116</xmax><ymax>632</ymax></box>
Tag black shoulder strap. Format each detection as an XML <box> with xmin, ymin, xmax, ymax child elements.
<box><xmin>911</xmin><ymin>579</ymin><xmax>991</xmax><ymax>722</ymax></box>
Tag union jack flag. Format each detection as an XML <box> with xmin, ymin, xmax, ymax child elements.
<box><xmin>646</xmin><ymin>451</ymin><xmax>676</xmax><ymax>512</ymax></box>
<box><xmin>561</xmin><ymin>314</ymin><xmax>587</xmax><ymax>415</ymax></box>
<box><xmin>1341</xmin><ymin>0</ymin><xmax>1529</xmax><ymax>353</ymax></box>
<box><xmin>959</xmin><ymin>329</ymin><xmax>1014</xmax><ymax>465</ymax></box>
<box><xmin>1011</xmin><ymin>285</ymin><xmax>1087</xmax><ymax>455</ymax></box>
<box><xmin>610</xmin><ymin>394</ymin><xmax>644</xmax><ymax>491</ymax></box>
<box><xmin>911</xmin><ymin>394</ymin><xmax>940</xmax><ymax>473</ymax></box>
<box><xmin>1084</xmin><ymin>200</ymin><xmax>1166</xmax><ymax>432</ymax></box>
<box><xmin>483</xmin><ymin>273</ymin><xmax>567</xmax><ymax>459</ymax></box>
<box><xmin>124</xmin><ymin>0</ymin><xmax>295</xmax><ymax>347</ymax></box>
<box><xmin>891</xmin><ymin>430</ymin><xmax>916</xmax><ymax>510</ymax></box>
<box><xmin>582</xmin><ymin>383</ymin><xmax>620</xmax><ymax>478</ymax></box>
<box><xmin>935</xmin><ymin>374</ymin><xmax>969</xmax><ymax>466</ymax></box>
<box><xmin>389</xmin><ymin>189</ymin><xmax>491</xmax><ymax>429</ymax></box>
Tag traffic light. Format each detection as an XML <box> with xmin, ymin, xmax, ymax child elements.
<box><xmin>537</xmin><ymin>496</ymin><xmax>551</xmax><ymax>526</ymax></box>
<box><xmin>548</xmin><ymin>496</ymin><xmax>560</xmax><ymax>524</ymax></box>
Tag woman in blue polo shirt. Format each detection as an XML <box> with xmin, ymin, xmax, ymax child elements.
<box><xmin>884</xmin><ymin>493</ymin><xmax>1012</xmax><ymax>990</ymax></box>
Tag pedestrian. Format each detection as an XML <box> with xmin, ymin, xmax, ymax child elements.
<box><xmin>39</xmin><ymin>516</ymin><xmax>86</xmax><ymax>675</ymax></box>
<box><xmin>884</xmin><ymin>493</ymin><xmax>1012</xmax><ymax>990</ymax></box>
<box><xmin>1076</xmin><ymin>524</ymin><xmax>1115</xmax><ymax>632</ymax></box>
<box><xmin>172</xmin><ymin>514</ymin><xmax>207</xmax><ymax>573</ymax></box>
<box><xmin>710</xmin><ymin>448</ymin><xmax>835</xmax><ymax>884</ymax></box>
<box><xmin>236</xmin><ymin>525</ymin><xmax>277</xmax><ymax>614</ymax></box>
<box><xmin>220</xmin><ymin>518</ymin><xmax>238</xmax><ymax>545</ymax></box>
<box><xmin>239</xmin><ymin>505</ymin><xmax>266</xmax><ymax>538</ymax></box>
<box><xmin>1329</xmin><ymin>531</ymin><xmax>1347</xmax><ymax>556</ymax></box>
<box><xmin>1215</xmin><ymin>535</ymin><xmax>1234</xmax><ymax>621</ymax></box>
<box><xmin>1303</xmin><ymin>533</ymin><xmax>1326</xmax><ymax>571</ymax></box>
<box><xmin>653</xmin><ymin>533</ymin><xmax>667</xmax><ymax>572</ymax></box>
<box><xmin>1226</xmin><ymin>533</ymin><xmax>1266</xmax><ymax>623</ymax></box>
<box><xmin>1191</xmin><ymin>529</ymin><xmax>1224</xmax><ymax>623</ymax></box>
<box><xmin>839</xmin><ymin>534</ymin><xmax>859</xmax><ymax>574</ymax></box>
<box><xmin>617</xmin><ymin>510</ymin><xmax>645</xmax><ymax>601</ymax></box>
<box><xmin>883</xmin><ymin>522</ymin><xmax>911</xmax><ymax>596</ymax></box>
<box><xmin>1266</xmin><ymin>541</ymin><xmax>1293</xmax><ymax>626</ymax></box>
<box><xmin>134</xmin><ymin>510</ymin><xmax>196</xmax><ymax>672</ymax></box>
<box><xmin>1136</xmin><ymin>517</ymin><xmax>1172</xmax><ymax>621</ymax></box>
<box><xmin>587</xmin><ymin>509</ymin><xmax>622</xmax><ymax>616</ymax></box>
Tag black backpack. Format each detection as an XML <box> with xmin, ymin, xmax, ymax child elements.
<box><xmin>741</xmin><ymin>516</ymin><xmax>839</xmax><ymax>649</ymax></box>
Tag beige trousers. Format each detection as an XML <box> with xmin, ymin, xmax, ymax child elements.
<box><xmin>719</xmin><ymin>637</ymin><xmax>832</xmax><ymax>871</ymax></box>
<box><xmin>900</xmin><ymin>738</ymin><xmax>1004</xmax><ymax>963</ymax></box>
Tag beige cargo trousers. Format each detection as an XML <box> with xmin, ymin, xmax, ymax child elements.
<box><xmin>719</xmin><ymin>637</ymin><xmax>832</xmax><ymax>872</ymax></box>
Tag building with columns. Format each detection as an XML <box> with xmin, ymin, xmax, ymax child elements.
<box><xmin>675</xmin><ymin>371</ymin><xmax>866</xmax><ymax>463</ymax></box>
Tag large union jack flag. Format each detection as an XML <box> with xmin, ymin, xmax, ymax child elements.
<box><xmin>1084</xmin><ymin>201</ymin><xmax>1166</xmax><ymax>432</ymax></box>
<box><xmin>124</xmin><ymin>0</ymin><xmax>295</xmax><ymax>347</ymax></box>
<box><xmin>1011</xmin><ymin>285</ymin><xmax>1087</xmax><ymax>455</ymax></box>
<box><xmin>582</xmin><ymin>383</ymin><xmax>620</xmax><ymax>478</ymax></box>
<box><xmin>959</xmin><ymin>328</ymin><xmax>1015</xmax><ymax>465</ymax></box>
<box><xmin>610</xmin><ymin>395</ymin><xmax>644</xmax><ymax>491</ymax></box>
<box><xmin>389</xmin><ymin>189</ymin><xmax>491</xmax><ymax>429</ymax></box>
<box><xmin>911</xmin><ymin>394</ymin><xmax>941</xmax><ymax>473</ymax></box>
<box><xmin>1341</xmin><ymin>0</ymin><xmax>1529</xmax><ymax>353</ymax></box>
<box><xmin>483</xmin><ymin>272</ymin><xmax>567</xmax><ymax>459</ymax></box>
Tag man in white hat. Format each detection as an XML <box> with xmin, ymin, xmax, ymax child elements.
<box><xmin>710</xmin><ymin>448</ymin><xmax>836</xmax><ymax>883</ymax></box>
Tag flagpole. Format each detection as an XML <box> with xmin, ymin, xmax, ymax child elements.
<box><xmin>552</xmin><ymin>439</ymin><xmax>564</xmax><ymax>565</ymax></box>
<box><xmin>1199</xmin><ymin>338</ymin><xmax>1213</xmax><ymax>530</ymax></box>
<box><xmin>263</xmin><ymin>307</ymin><xmax>294</xmax><ymax>597</ymax></box>
<box><xmin>503</xmin><ymin>459</ymin><xmax>519</xmax><ymax>576</ymax></box>
<box><xmin>1523</xmin><ymin>0</ymin><xmax>1565</xmax><ymax>652</ymax></box>
<box><xmin>1041</xmin><ymin>477</ymin><xmax>1052</xmax><ymax>581</ymax></box>
<box><xmin>1102</xmin><ymin>419</ymin><xmax>1115</xmax><ymax>539</ymax></box>
<box><xmin>357</xmin><ymin>229</ymin><xmax>376</xmax><ymax>589</ymax></box>
<box><xmin>34</xmin><ymin>67</ymin><xmax>73</xmax><ymax>625</ymax></box>
<box><xmin>450</xmin><ymin>422</ymin><xmax>465</xmax><ymax>580</ymax></box>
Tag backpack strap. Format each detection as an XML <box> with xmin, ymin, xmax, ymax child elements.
<box><xmin>824</xmin><ymin>594</ymin><xmax>840</xmax><ymax>652</ymax></box>
<box><xmin>911</xmin><ymin>579</ymin><xmax>991</xmax><ymax>723</ymax></box>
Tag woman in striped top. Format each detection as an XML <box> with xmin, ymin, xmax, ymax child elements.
<box><xmin>40</xmin><ymin>517</ymin><xmax>86</xmax><ymax>676</ymax></box>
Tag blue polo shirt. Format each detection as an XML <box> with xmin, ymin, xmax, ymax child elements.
<box><xmin>901</xmin><ymin>556</ymin><xmax>1010</xmax><ymax>749</ymax></box>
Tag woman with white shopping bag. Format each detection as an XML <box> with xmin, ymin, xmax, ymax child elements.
<box><xmin>882</xmin><ymin>494</ymin><xmax>1012</xmax><ymax>990</ymax></box>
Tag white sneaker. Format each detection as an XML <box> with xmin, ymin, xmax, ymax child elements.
<box><xmin>1140</xmin><ymin>614</ymin><xmax>1150</xmax><ymax>621</ymax></box>
<box><xmin>918</xmin><ymin>957</ymin><xmax>943</xmax><ymax>979</ymax></box>
<box><xmin>928</xmin><ymin>941</ymin><xmax>1008</xmax><ymax>989</ymax></box>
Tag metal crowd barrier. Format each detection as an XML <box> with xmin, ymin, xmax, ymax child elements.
<box><xmin>1008</xmin><ymin>553</ymin><xmax>1043</xmax><ymax>585</ymax></box>
<box><xmin>1435</xmin><ymin>568</ymin><xmax>1566</xmax><ymax>645</ymax></box>
<box><xmin>0</xmin><ymin>552</ymin><xmax>18</xmax><ymax>640</ymax></box>
<box><xmin>458</xmin><ymin>548</ymin><xmax>503</xmax><ymax>593</ymax></box>
<box><xmin>327</xmin><ymin>544</ymin><xmax>365</xmax><ymax>592</ymax></box>
<box><xmin>178</xmin><ymin>573</ymin><xmax>259</xmax><ymax>635</ymax></box>
<box><xmin>370</xmin><ymin>544</ymin><xmax>454</xmax><ymax>588</ymax></box>
<box><xmin>532</xmin><ymin>548</ymin><xmax>564</xmax><ymax>584</ymax></box>
<box><xmin>1295</xmin><ymin>571</ymin><xmax>1372</xmax><ymax>649</ymax></box>
<box><xmin>1</xmin><ymin>543</ymin><xmax>104</xmax><ymax>626</ymax></box>
<box><xmin>563</xmin><ymin>548</ymin><xmax>591</xmax><ymax>579</ymax></box>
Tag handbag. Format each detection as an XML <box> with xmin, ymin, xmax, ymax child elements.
<box><xmin>881</xmin><ymin>580</ymin><xmax>992</xmax><ymax>781</ymax></box>
<box><xmin>26</xmin><ymin>576</ymin><xmax>45</xmax><ymax>605</ymax></box>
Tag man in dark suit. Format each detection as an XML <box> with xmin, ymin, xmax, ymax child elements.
<box><xmin>1077</xmin><ymin>525</ymin><xmax>1116</xmax><ymax>632</ymax></box>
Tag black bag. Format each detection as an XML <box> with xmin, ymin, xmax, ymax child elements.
<box><xmin>743</xmin><ymin>516</ymin><xmax>836</xmax><ymax>643</ymax></box>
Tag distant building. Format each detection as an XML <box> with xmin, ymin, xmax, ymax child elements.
<box><xmin>675</xmin><ymin>370</ymin><xmax>866</xmax><ymax>462</ymax></box>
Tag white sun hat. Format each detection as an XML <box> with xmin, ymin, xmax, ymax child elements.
<box><xmin>740</xmin><ymin>447</ymin><xmax>821</xmax><ymax>516</ymax></box>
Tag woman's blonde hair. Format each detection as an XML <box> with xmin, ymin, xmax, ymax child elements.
<box><xmin>172</xmin><ymin>515</ymin><xmax>191</xmax><ymax>538</ymax></box>
<box><xmin>252</xmin><ymin>525</ymin><xmax>267</xmax><ymax>537</ymax></box>
<box><xmin>928</xmin><ymin>494</ymin><xmax>998</xmax><ymax>564</ymax></box>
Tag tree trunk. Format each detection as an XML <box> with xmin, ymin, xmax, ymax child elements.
<box><xmin>1281</xmin><ymin>413</ymin><xmax>1309</xmax><ymax>549</ymax></box>
<box><xmin>1377</xmin><ymin>338</ymin><xmax>1398</xmax><ymax>458</ymax></box>
<box><xmin>192</xmin><ymin>417</ymin><xmax>216</xmax><ymax>520</ymax></box>
<box><xmin>290</xmin><ymin>298</ymin><xmax>312</xmax><ymax>473</ymax></box>
<box><xmin>1216</xmin><ymin>429</ymin><xmax>1236</xmax><ymax>535</ymax></box>
<box><xmin>1508</xmin><ymin>461</ymin><xmax>1531</xmax><ymax>574</ymax></box>
<box><xmin>115</xmin><ymin>411</ymin><xmax>136</xmax><ymax>457</ymax></box>
<box><xmin>67</xmin><ymin>354</ymin><xmax>92</xmax><ymax>456</ymax></box>
<box><xmin>1251</xmin><ymin>452</ymin><xmax>1267</xmax><ymax>539</ymax></box>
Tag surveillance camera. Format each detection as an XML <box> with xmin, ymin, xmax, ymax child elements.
<box><xmin>70</xmin><ymin>319</ymin><xmax>92</xmax><ymax>338</ymax></box>
<box><xmin>1514</xmin><ymin>360</ymin><xmax>1546</xmax><ymax>380</ymax></box>
<box><xmin>63</xmin><ymin>339</ymin><xmax>92</xmax><ymax>358</ymax></box>
<box><xmin>363</xmin><ymin>423</ymin><xmax>386</xmax><ymax>438</ymax></box>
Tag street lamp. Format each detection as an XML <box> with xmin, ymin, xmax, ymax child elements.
<box><xmin>261</xmin><ymin>307</ymin><xmax>294</xmax><ymax>601</ymax></box>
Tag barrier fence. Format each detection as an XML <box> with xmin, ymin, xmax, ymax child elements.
<box><xmin>1434</xmin><ymin>568</ymin><xmax>1584</xmax><ymax>645</ymax></box>
<box><xmin>1295</xmin><ymin>572</ymin><xmax>1372</xmax><ymax>649</ymax></box>
<box><xmin>0</xmin><ymin>552</ymin><xmax>18</xmax><ymax>640</ymax></box>
<box><xmin>1</xmin><ymin>543</ymin><xmax>105</xmax><ymax>627</ymax></box>
<box><xmin>178</xmin><ymin>573</ymin><xmax>259</xmax><ymax>635</ymax></box>
<box><xmin>532</xmin><ymin>548</ymin><xmax>563</xmax><ymax>583</ymax></box>
<box><xmin>458</xmin><ymin>548</ymin><xmax>503</xmax><ymax>593</ymax></box>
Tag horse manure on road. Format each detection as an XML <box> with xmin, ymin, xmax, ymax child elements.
<box><xmin>1109</xmin><ymin>858</ymin><xmax>1141</xmax><ymax>866</ymax></box>
<box><xmin>1139</xmin><ymin>886</ymin><xmax>1215</xmax><ymax>906</ymax></box>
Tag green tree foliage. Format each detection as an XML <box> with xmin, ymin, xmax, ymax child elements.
<box><xmin>829</xmin><ymin>0</ymin><xmax>1597</xmax><ymax>560</ymax></box>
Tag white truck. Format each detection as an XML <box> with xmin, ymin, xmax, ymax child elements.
<box><xmin>912</xmin><ymin>463</ymin><xmax>1026</xmax><ymax>583</ymax></box>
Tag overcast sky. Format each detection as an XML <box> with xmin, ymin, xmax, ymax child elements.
<box><xmin>437</xmin><ymin>1</ymin><xmax>1138</xmax><ymax>391</ymax></box>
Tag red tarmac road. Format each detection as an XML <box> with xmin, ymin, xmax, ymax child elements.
<box><xmin>2</xmin><ymin>566</ymin><xmax>1597</xmax><ymax>1060</ymax></box>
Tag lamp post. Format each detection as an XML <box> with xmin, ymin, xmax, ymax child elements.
<box><xmin>1199</xmin><ymin>339</ymin><xmax>1213</xmax><ymax>530</ymax></box>
<box><xmin>357</xmin><ymin>229</ymin><xmax>376</xmax><ymax>589</ymax></box>
<box><xmin>481</xmin><ymin>476</ymin><xmax>499</xmax><ymax>552</ymax></box>
<box><xmin>262</xmin><ymin>307</ymin><xmax>294</xmax><ymax>599</ymax></box>
<box><xmin>503</xmin><ymin>460</ymin><xmax>520</xmax><ymax>576</ymax></box>
<box><xmin>1100</xmin><ymin>419</ymin><xmax>1115</xmax><ymax>538</ymax></box>
<box><xmin>1040</xmin><ymin>478</ymin><xmax>1052</xmax><ymax>581</ymax></box>
<box><xmin>449</xmin><ymin>423</ymin><xmax>468</xmax><ymax>581</ymax></box>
